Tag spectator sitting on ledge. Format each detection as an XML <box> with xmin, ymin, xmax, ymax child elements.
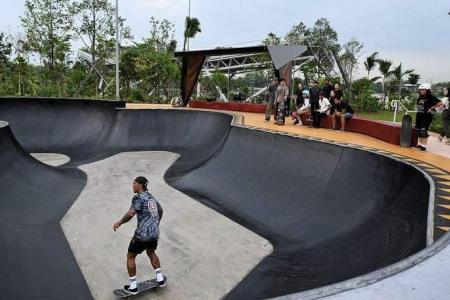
<box><xmin>331</xmin><ymin>97</ymin><xmax>354</xmax><ymax>131</ymax></box>
<box><xmin>293</xmin><ymin>90</ymin><xmax>311</xmax><ymax>126</ymax></box>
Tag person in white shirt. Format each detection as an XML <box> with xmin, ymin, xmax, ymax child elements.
<box><xmin>293</xmin><ymin>90</ymin><xmax>310</xmax><ymax>126</ymax></box>
<box><xmin>438</xmin><ymin>87</ymin><xmax>450</xmax><ymax>144</ymax></box>
<box><xmin>311</xmin><ymin>92</ymin><xmax>331</xmax><ymax>128</ymax></box>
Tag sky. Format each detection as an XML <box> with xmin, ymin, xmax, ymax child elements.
<box><xmin>0</xmin><ymin>0</ymin><xmax>449</xmax><ymax>82</ymax></box>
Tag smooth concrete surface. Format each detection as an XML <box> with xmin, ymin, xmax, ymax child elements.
<box><xmin>0</xmin><ymin>100</ymin><xmax>441</xmax><ymax>299</ymax></box>
<box><xmin>127</xmin><ymin>104</ymin><xmax>450</xmax><ymax>172</ymax></box>
<box><xmin>31</xmin><ymin>153</ymin><xmax>71</xmax><ymax>166</ymax></box>
<box><xmin>61</xmin><ymin>151</ymin><xmax>272</xmax><ymax>300</ymax></box>
<box><xmin>320</xmin><ymin>237</ymin><xmax>450</xmax><ymax>300</ymax></box>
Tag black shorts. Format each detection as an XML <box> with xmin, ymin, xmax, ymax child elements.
<box><xmin>415</xmin><ymin>112</ymin><xmax>433</xmax><ymax>130</ymax></box>
<box><xmin>128</xmin><ymin>237</ymin><xmax>158</xmax><ymax>254</ymax></box>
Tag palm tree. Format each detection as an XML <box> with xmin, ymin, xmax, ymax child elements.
<box><xmin>392</xmin><ymin>63</ymin><xmax>414</xmax><ymax>97</ymax></box>
<box><xmin>378</xmin><ymin>59</ymin><xmax>393</xmax><ymax>102</ymax></box>
<box><xmin>408</xmin><ymin>73</ymin><xmax>420</xmax><ymax>85</ymax></box>
<box><xmin>183</xmin><ymin>17</ymin><xmax>201</xmax><ymax>51</ymax></box>
<box><xmin>364</xmin><ymin>52</ymin><xmax>378</xmax><ymax>78</ymax></box>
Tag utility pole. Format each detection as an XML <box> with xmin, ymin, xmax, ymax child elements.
<box><xmin>115</xmin><ymin>0</ymin><xmax>120</xmax><ymax>100</ymax></box>
<box><xmin>187</xmin><ymin>0</ymin><xmax>191</xmax><ymax>51</ymax></box>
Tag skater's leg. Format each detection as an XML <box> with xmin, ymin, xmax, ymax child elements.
<box><xmin>125</xmin><ymin>252</ymin><xmax>138</xmax><ymax>292</ymax></box>
<box><xmin>127</xmin><ymin>252</ymin><xmax>138</xmax><ymax>277</ymax></box>
<box><xmin>146</xmin><ymin>249</ymin><xmax>161</xmax><ymax>269</ymax></box>
<box><xmin>146</xmin><ymin>249</ymin><xmax>165</xmax><ymax>286</ymax></box>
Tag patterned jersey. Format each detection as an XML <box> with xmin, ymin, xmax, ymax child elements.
<box><xmin>130</xmin><ymin>191</ymin><xmax>161</xmax><ymax>241</ymax></box>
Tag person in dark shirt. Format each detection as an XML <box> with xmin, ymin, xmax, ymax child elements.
<box><xmin>322</xmin><ymin>79</ymin><xmax>334</xmax><ymax>98</ymax></box>
<box><xmin>295</xmin><ymin>83</ymin><xmax>305</xmax><ymax>107</ymax></box>
<box><xmin>329</xmin><ymin>90</ymin><xmax>336</xmax><ymax>105</ymax></box>
<box><xmin>265</xmin><ymin>78</ymin><xmax>279</xmax><ymax>121</ymax></box>
<box><xmin>414</xmin><ymin>83</ymin><xmax>443</xmax><ymax>151</ymax></box>
<box><xmin>334</xmin><ymin>83</ymin><xmax>343</xmax><ymax>99</ymax></box>
<box><xmin>331</xmin><ymin>97</ymin><xmax>354</xmax><ymax>131</ymax></box>
<box><xmin>309</xmin><ymin>81</ymin><xmax>320</xmax><ymax>122</ymax></box>
<box><xmin>114</xmin><ymin>176</ymin><xmax>166</xmax><ymax>294</ymax></box>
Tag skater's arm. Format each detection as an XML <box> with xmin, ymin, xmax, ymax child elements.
<box><xmin>113</xmin><ymin>209</ymin><xmax>136</xmax><ymax>231</ymax></box>
<box><xmin>157</xmin><ymin>202</ymin><xmax>163</xmax><ymax>221</ymax></box>
<box><xmin>428</xmin><ymin>101</ymin><xmax>443</xmax><ymax>113</ymax></box>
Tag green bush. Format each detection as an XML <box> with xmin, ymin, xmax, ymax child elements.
<box><xmin>430</xmin><ymin>113</ymin><xmax>443</xmax><ymax>134</ymax></box>
<box><xmin>351</xmin><ymin>78</ymin><xmax>381</xmax><ymax>112</ymax></box>
<box><xmin>130</xmin><ymin>89</ymin><xmax>144</xmax><ymax>102</ymax></box>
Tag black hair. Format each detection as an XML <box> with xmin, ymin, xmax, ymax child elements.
<box><xmin>418</xmin><ymin>89</ymin><xmax>432</xmax><ymax>100</ymax></box>
<box><xmin>279</xmin><ymin>78</ymin><xmax>285</xmax><ymax>82</ymax></box>
<box><xmin>134</xmin><ymin>176</ymin><xmax>148</xmax><ymax>191</ymax></box>
<box><xmin>319</xmin><ymin>91</ymin><xmax>325</xmax><ymax>96</ymax></box>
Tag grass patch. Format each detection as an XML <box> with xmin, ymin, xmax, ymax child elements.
<box><xmin>357</xmin><ymin>110</ymin><xmax>443</xmax><ymax>133</ymax></box>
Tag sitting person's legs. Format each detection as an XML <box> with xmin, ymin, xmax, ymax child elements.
<box><xmin>332</xmin><ymin>113</ymin><xmax>340</xmax><ymax>130</ymax></box>
<box><xmin>295</xmin><ymin>108</ymin><xmax>309</xmax><ymax>125</ymax></box>
<box><xmin>340</xmin><ymin>113</ymin><xmax>353</xmax><ymax>131</ymax></box>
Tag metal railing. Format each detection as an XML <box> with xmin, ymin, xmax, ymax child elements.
<box><xmin>391</xmin><ymin>100</ymin><xmax>417</xmax><ymax>122</ymax></box>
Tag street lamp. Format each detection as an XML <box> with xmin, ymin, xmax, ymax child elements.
<box><xmin>187</xmin><ymin>0</ymin><xmax>191</xmax><ymax>51</ymax></box>
<box><xmin>115</xmin><ymin>0</ymin><xmax>120</xmax><ymax>101</ymax></box>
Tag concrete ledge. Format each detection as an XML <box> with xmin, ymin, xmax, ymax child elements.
<box><xmin>188</xmin><ymin>100</ymin><xmax>418</xmax><ymax>146</ymax></box>
<box><xmin>189</xmin><ymin>100</ymin><xmax>266</xmax><ymax>113</ymax></box>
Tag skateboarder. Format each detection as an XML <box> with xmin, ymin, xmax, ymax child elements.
<box><xmin>113</xmin><ymin>176</ymin><xmax>165</xmax><ymax>295</ymax></box>
<box><xmin>275</xmin><ymin>78</ymin><xmax>290</xmax><ymax>125</ymax></box>
<box><xmin>414</xmin><ymin>83</ymin><xmax>443</xmax><ymax>151</ymax></box>
<box><xmin>265</xmin><ymin>78</ymin><xmax>279</xmax><ymax>121</ymax></box>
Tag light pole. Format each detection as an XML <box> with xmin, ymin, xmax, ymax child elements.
<box><xmin>115</xmin><ymin>0</ymin><xmax>120</xmax><ymax>100</ymax></box>
<box><xmin>187</xmin><ymin>0</ymin><xmax>191</xmax><ymax>51</ymax></box>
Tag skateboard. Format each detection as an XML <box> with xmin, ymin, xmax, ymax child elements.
<box><xmin>113</xmin><ymin>276</ymin><xmax>167</xmax><ymax>298</ymax></box>
<box><xmin>276</xmin><ymin>102</ymin><xmax>286</xmax><ymax>125</ymax></box>
<box><xmin>400</xmin><ymin>114</ymin><xmax>413</xmax><ymax>148</ymax></box>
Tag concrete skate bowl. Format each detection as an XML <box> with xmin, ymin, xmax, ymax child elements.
<box><xmin>0</xmin><ymin>98</ymin><xmax>435</xmax><ymax>299</ymax></box>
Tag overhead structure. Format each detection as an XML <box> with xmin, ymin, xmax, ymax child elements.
<box><xmin>174</xmin><ymin>45</ymin><xmax>307</xmax><ymax>106</ymax></box>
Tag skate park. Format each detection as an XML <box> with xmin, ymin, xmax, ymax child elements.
<box><xmin>1</xmin><ymin>1</ymin><xmax>450</xmax><ymax>299</ymax></box>
<box><xmin>0</xmin><ymin>96</ymin><xmax>450</xmax><ymax>300</ymax></box>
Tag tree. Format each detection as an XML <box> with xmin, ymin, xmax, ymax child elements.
<box><xmin>287</xmin><ymin>19</ymin><xmax>351</xmax><ymax>88</ymax></box>
<box><xmin>377</xmin><ymin>59</ymin><xmax>393</xmax><ymax>101</ymax></box>
<box><xmin>0</xmin><ymin>32</ymin><xmax>12</xmax><ymax>64</ymax></box>
<box><xmin>146</xmin><ymin>17</ymin><xmax>177</xmax><ymax>52</ymax></box>
<box><xmin>73</xmin><ymin>0</ymin><xmax>131</xmax><ymax>95</ymax></box>
<box><xmin>21</xmin><ymin>0</ymin><xmax>74</xmax><ymax>70</ymax></box>
<box><xmin>352</xmin><ymin>78</ymin><xmax>380</xmax><ymax>112</ymax></box>
<box><xmin>408</xmin><ymin>73</ymin><xmax>420</xmax><ymax>85</ymax></box>
<box><xmin>183</xmin><ymin>17</ymin><xmax>201</xmax><ymax>51</ymax></box>
<box><xmin>0</xmin><ymin>32</ymin><xmax>13</xmax><ymax>95</ymax></box>
<box><xmin>285</xmin><ymin>22</ymin><xmax>306</xmax><ymax>45</ymax></box>
<box><xmin>120</xmin><ymin>47</ymin><xmax>139</xmax><ymax>100</ymax></box>
<box><xmin>364</xmin><ymin>52</ymin><xmax>378</xmax><ymax>78</ymax></box>
<box><xmin>340</xmin><ymin>39</ymin><xmax>363</xmax><ymax>88</ymax></box>
<box><xmin>263</xmin><ymin>32</ymin><xmax>282</xmax><ymax>46</ymax></box>
<box><xmin>135</xmin><ymin>18</ymin><xmax>180</xmax><ymax>100</ymax></box>
<box><xmin>392</xmin><ymin>63</ymin><xmax>414</xmax><ymax>97</ymax></box>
